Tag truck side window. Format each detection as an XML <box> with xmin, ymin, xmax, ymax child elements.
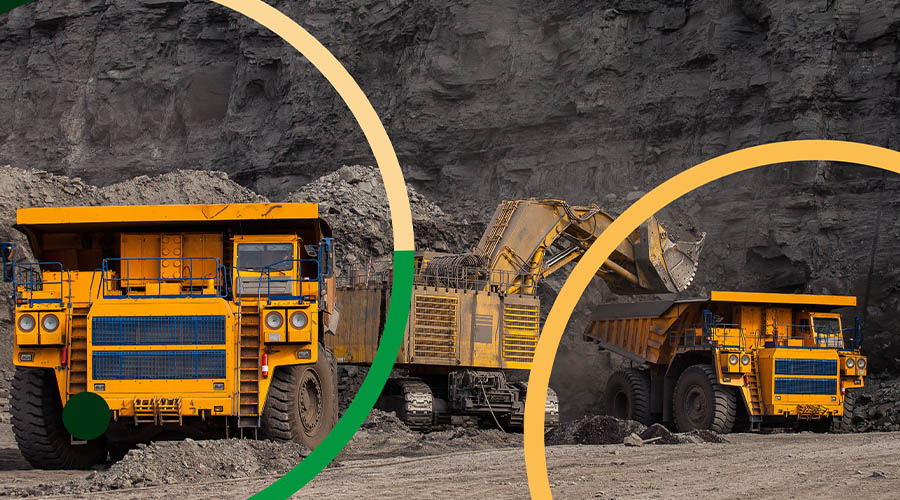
<box><xmin>237</xmin><ymin>243</ymin><xmax>294</xmax><ymax>271</ymax></box>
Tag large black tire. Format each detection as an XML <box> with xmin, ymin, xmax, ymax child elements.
<box><xmin>830</xmin><ymin>390</ymin><xmax>858</xmax><ymax>433</ymax></box>
<box><xmin>604</xmin><ymin>368</ymin><xmax>652</xmax><ymax>425</ymax></box>
<box><xmin>261</xmin><ymin>345</ymin><xmax>338</xmax><ymax>449</ymax></box>
<box><xmin>10</xmin><ymin>367</ymin><xmax>106</xmax><ymax>469</ymax></box>
<box><xmin>672</xmin><ymin>364</ymin><xmax>736</xmax><ymax>433</ymax></box>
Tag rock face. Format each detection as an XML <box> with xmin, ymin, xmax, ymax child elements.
<box><xmin>2</xmin><ymin>0</ymin><xmax>900</xmax><ymax>420</ymax></box>
<box><xmin>3</xmin><ymin>0</ymin><xmax>899</xmax><ymax>201</ymax></box>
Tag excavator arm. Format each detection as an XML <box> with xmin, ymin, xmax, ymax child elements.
<box><xmin>425</xmin><ymin>199</ymin><xmax>703</xmax><ymax>295</ymax></box>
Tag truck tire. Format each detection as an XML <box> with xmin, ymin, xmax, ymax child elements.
<box><xmin>831</xmin><ymin>390</ymin><xmax>857</xmax><ymax>433</ymax></box>
<box><xmin>261</xmin><ymin>345</ymin><xmax>338</xmax><ymax>449</ymax></box>
<box><xmin>10</xmin><ymin>367</ymin><xmax>107</xmax><ymax>469</ymax></box>
<box><xmin>672</xmin><ymin>364</ymin><xmax>736</xmax><ymax>433</ymax></box>
<box><xmin>604</xmin><ymin>368</ymin><xmax>652</xmax><ymax>425</ymax></box>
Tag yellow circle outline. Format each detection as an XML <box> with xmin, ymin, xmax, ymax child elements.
<box><xmin>524</xmin><ymin>140</ymin><xmax>900</xmax><ymax>499</ymax></box>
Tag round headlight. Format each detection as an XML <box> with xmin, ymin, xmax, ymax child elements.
<box><xmin>845</xmin><ymin>357</ymin><xmax>855</xmax><ymax>369</ymax></box>
<box><xmin>856</xmin><ymin>358</ymin><xmax>866</xmax><ymax>369</ymax></box>
<box><xmin>17</xmin><ymin>314</ymin><xmax>35</xmax><ymax>332</ymax></box>
<box><xmin>290</xmin><ymin>311</ymin><xmax>308</xmax><ymax>329</ymax></box>
<box><xmin>41</xmin><ymin>314</ymin><xmax>59</xmax><ymax>332</ymax></box>
<box><xmin>741</xmin><ymin>354</ymin><xmax>751</xmax><ymax>366</ymax></box>
<box><xmin>729</xmin><ymin>354</ymin><xmax>738</xmax><ymax>365</ymax></box>
<box><xmin>265</xmin><ymin>311</ymin><xmax>284</xmax><ymax>329</ymax></box>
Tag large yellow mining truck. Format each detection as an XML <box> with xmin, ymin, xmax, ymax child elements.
<box><xmin>3</xmin><ymin>203</ymin><xmax>338</xmax><ymax>469</ymax></box>
<box><xmin>584</xmin><ymin>291</ymin><xmax>867</xmax><ymax>432</ymax></box>
<box><xmin>334</xmin><ymin>199</ymin><xmax>703</xmax><ymax>430</ymax></box>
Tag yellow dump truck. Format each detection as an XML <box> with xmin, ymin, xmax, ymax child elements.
<box><xmin>334</xmin><ymin>199</ymin><xmax>703</xmax><ymax>430</ymax></box>
<box><xmin>584</xmin><ymin>291</ymin><xmax>866</xmax><ymax>432</ymax></box>
<box><xmin>3</xmin><ymin>203</ymin><xmax>338</xmax><ymax>469</ymax></box>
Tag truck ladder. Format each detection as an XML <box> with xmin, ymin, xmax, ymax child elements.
<box><xmin>238</xmin><ymin>304</ymin><xmax>261</xmax><ymax>429</ymax></box>
<box><xmin>747</xmin><ymin>351</ymin><xmax>764</xmax><ymax>431</ymax></box>
<box><xmin>67</xmin><ymin>307</ymin><xmax>90</xmax><ymax>396</ymax></box>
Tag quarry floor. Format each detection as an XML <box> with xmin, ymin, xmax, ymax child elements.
<box><xmin>1</xmin><ymin>421</ymin><xmax>898</xmax><ymax>499</ymax></box>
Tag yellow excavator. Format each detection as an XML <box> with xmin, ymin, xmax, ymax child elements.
<box><xmin>333</xmin><ymin>199</ymin><xmax>703</xmax><ymax>430</ymax></box>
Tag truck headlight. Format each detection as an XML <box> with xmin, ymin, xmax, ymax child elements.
<box><xmin>845</xmin><ymin>357</ymin><xmax>855</xmax><ymax>369</ymax></box>
<box><xmin>856</xmin><ymin>358</ymin><xmax>866</xmax><ymax>369</ymax></box>
<box><xmin>729</xmin><ymin>354</ymin><xmax>738</xmax><ymax>365</ymax></box>
<box><xmin>41</xmin><ymin>313</ymin><xmax>60</xmax><ymax>332</ymax></box>
<box><xmin>18</xmin><ymin>314</ymin><xmax>36</xmax><ymax>333</ymax></box>
<box><xmin>290</xmin><ymin>310</ymin><xmax>308</xmax><ymax>329</ymax></box>
<box><xmin>741</xmin><ymin>354</ymin><xmax>751</xmax><ymax>366</ymax></box>
<box><xmin>265</xmin><ymin>311</ymin><xmax>284</xmax><ymax>329</ymax></box>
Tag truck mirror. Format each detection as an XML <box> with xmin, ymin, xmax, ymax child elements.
<box><xmin>319</xmin><ymin>238</ymin><xmax>334</xmax><ymax>278</ymax></box>
<box><xmin>1</xmin><ymin>243</ymin><xmax>13</xmax><ymax>283</ymax></box>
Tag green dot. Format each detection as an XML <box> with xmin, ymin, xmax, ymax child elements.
<box><xmin>62</xmin><ymin>392</ymin><xmax>110</xmax><ymax>441</ymax></box>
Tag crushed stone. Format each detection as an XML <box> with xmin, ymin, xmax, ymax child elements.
<box><xmin>850</xmin><ymin>377</ymin><xmax>900</xmax><ymax>432</ymax></box>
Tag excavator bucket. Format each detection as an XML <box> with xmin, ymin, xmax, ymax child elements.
<box><xmin>631</xmin><ymin>217</ymin><xmax>704</xmax><ymax>294</ymax></box>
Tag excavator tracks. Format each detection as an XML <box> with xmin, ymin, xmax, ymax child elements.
<box><xmin>545</xmin><ymin>386</ymin><xmax>560</xmax><ymax>427</ymax></box>
<box><xmin>395</xmin><ymin>378</ymin><xmax>434</xmax><ymax>432</ymax></box>
<box><xmin>508</xmin><ymin>383</ymin><xmax>559</xmax><ymax>431</ymax></box>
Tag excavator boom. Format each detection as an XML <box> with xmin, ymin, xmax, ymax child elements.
<box><xmin>428</xmin><ymin>199</ymin><xmax>702</xmax><ymax>295</ymax></box>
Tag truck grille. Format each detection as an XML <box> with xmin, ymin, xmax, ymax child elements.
<box><xmin>774</xmin><ymin>377</ymin><xmax>837</xmax><ymax>395</ymax></box>
<box><xmin>92</xmin><ymin>350</ymin><xmax>226</xmax><ymax>379</ymax></box>
<box><xmin>774</xmin><ymin>359</ymin><xmax>837</xmax><ymax>376</ymax></box>
<box><xmin>92</xmin><ymin>316</ymin><xmax>226</xmax><ymax>345</ymax></box>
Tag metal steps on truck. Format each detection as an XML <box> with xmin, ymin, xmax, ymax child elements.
<box><xmin>238</xmin><ymin>304</ymin><xmax>261</xmax><ymax>428</ymax></box>
<box><xmin>67</xmin><ymin>307</ymin><xmax>89</xmax><ymax>396</ymax></box>
<box><xmin>748</xmin><ymin>351</ymin><xmax>764</xmax><ymax>431</ymax></box>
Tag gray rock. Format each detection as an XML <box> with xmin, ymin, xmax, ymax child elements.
<box><xmin>623</xmin><ymin>433</ymin><xmax>644</xmax><ymax>447</ymax></box>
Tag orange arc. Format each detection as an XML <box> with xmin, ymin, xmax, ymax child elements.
<box><xmin>524</xmin><ymin>140</ymin><xmax>900</xmax><ymax>500</ymax></box>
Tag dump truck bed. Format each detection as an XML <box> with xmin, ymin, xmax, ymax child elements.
<box><xmin>583</xmin><ymin>292</ymin><xmax>857</xmax><ymax>365</ymax></box>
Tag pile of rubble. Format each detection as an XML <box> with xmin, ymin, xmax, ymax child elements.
<box><xmin>850</xmin><ymin>377</ymin><xmax>900</xmax><ymax>432</ymax></box>
<box><xmin>545</xmin><ymin>415</ymin><xmax>727</xmax><ymax>446</ymax></box>
<box><xmin>2</xmin><ymin>438</ymin><xmax>310</xmax><ymax>497</ymax></box>
<box><xmin>339</xmin><ymin>409</ymin><xmax>521</xmax><ymax>460</ymax></box>
<box><xmin>285</xmin><ymin>165</ymin><xmax>480</xmax><ymax>271</ymax></box>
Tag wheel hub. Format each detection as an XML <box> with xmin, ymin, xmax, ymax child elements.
<box><xmin>685</xmin><ymin>384</ymin><xmax>707</xmax><ymax>426</ymax></box>
<box><xmin>298</xmin><ymin>370</ymin><xmax>323</xmax><ymax>434</ymax></box>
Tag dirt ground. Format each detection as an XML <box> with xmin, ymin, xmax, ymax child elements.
<box><xmin>2</xmin><ymin>421</ymin><xmax>898</xmax><ymax>499</ymax></box>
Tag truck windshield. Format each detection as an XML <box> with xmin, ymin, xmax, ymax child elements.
<box><xmin>237</xmin><ymin>243</ymin><xmax>293</xmax><ymax>272</ymax></box>
<box><xmin>812</xmin><ymin>317</ymin><xmax>843</xmax><ymax>347</ymax></box>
